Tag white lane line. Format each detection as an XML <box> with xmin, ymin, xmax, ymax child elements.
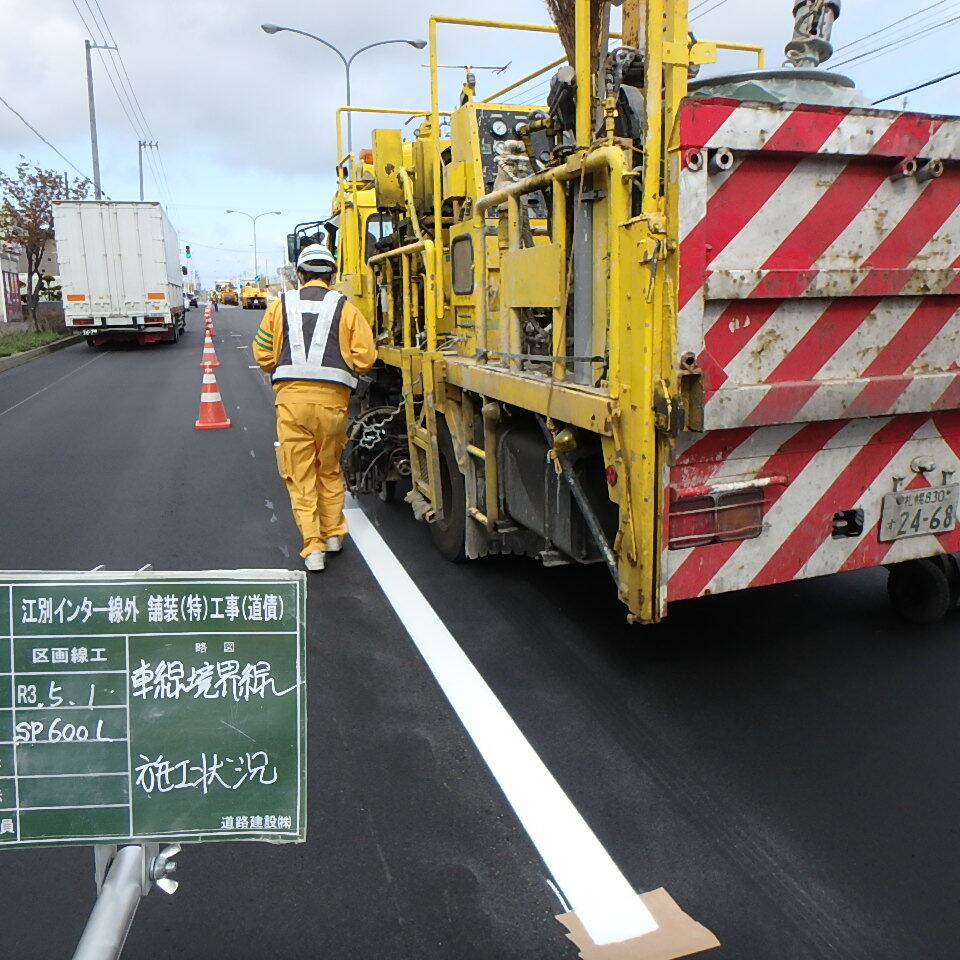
<box><xmin>0</xmin><ymin>352</ymin><xmax>106</xmax><ymax>421</ymax></box>
<box><xmin>345</xmin><ymin>507</ymin><xmax>658</xmax><ymax>946</ymax></box>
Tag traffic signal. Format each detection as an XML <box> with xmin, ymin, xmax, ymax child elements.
<box><xmin>185</xmin><ymin>245</ymin><xmax>191</xmax><ymax>258</ymax></box>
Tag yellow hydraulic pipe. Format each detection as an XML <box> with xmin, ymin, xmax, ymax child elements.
<box><xmin>401</xmin><ymin>254</ymin><xmax>412</xmax><ymax>349</ymax></box>
<box><xmin>643</xmin><ymin>0</ymin><xmax>664</xmax><ymax>212</ymax></box>
<box><xmin>575</xmin><ymin>0</ymin><xmax>592</xmax><ymax>146</ymax></box>
<box><xmin>506</xmin><ymin>194</ymin><xmax>522</xmax><ymax>373</ymax></box>
<box><xmin>430</xmin><ymin>17</ymin><xmax>444</xmax><ymax>330</ymax></box>
<box><xmin>476</xmin><ymin>145</ymin><xmax>624</xmax><ymax>213</ymax></box>
<box><xmin>551</xmin><ymin>180</ymin><xmax>568</xmax><ymax>383</ymax></box>
<box><xmin>398</xmin><ymin>169</ymin><xmax>424</xmax><ymax>243</ymax></box>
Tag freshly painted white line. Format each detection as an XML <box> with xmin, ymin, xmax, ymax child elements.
<box><xmin>0</xmin><ymin>353</ymin><xmax>106</xmax><ymax>421</ymax></box>
<box><xmin>345</xmin><ymin>506</ymin><xmax>658</xmax><ymax>946</ymax></box>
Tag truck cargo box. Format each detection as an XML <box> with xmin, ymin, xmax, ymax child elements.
<box><xmin>53</xmin><ymin>201</ymin><xmax>185</xmax><ymax>344</ymax></box>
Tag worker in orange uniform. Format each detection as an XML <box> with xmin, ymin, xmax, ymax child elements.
<box><xmin>252</xmin><ymin>244</ymin><xmax>377</xmax><ymax>572</ymax></box>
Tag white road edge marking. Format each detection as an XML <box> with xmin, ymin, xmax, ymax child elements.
<box><xmin>345</xmin><ymin>506</ymin><xmax>658</xmax><ymax>946</ymax></box>
<box><xmin>0</xmin><ymin>352</ymin><xmax>106</xmax><ymax>421</ymax></box>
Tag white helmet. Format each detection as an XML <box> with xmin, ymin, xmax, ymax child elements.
<box><xmin>296</xmin><ymin>243</ymin><xmax>336</xmax><ymax>273</ymax></box>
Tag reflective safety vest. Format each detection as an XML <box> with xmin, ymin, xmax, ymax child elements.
<box><xmin>272</xmin><ymin>286</ymin><xmax>358</xmax><ymax>389</ymax></box>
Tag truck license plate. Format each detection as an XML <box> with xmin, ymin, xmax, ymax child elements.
<box><xmin>879</xmin><ymin>484</ymin><xmax>959</xmax><ymax>541</ymax></box>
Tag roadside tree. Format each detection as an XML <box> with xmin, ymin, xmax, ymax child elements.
<box><xmin>0</xmin><ymin>159</ymin><xmax>90</xmax><ymax>330</ymax></box>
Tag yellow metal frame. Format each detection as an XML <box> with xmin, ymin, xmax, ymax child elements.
<box><xmin>334</xmin><ymin>1</ymin><xmax>771</xmax><ymax>621</ymax></box>
<box><xmin>428</xmin><ymin>16</ymin><xmax>562</xmax><ymax>328</ymax></box>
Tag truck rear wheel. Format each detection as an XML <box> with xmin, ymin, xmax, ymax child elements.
<box><xmin>887</xmin><ymin>558</ymin><xmax>953</xmax><ymax>624</ymax></box>
<box><xmin>429</xmin><ymin>418</ymin><xmax>467</xmax><ymax>563</ymax></box>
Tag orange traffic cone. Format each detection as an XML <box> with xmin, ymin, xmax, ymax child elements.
<box><xmin>195</xmin><ymin>363</ymin><xmax>232</xmax><ymax>430</ymax></box>
<box><xmin>200</xmin><ymin>333</ymin><xmax>220</xmax><ymax>367</ymax></box>
<box><xmin>206</xmin><ymin>321</ymin><xmax>216</xmax><ymax>335</ymax></box>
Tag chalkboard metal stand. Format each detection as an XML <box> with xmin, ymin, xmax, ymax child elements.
<box><xmin>71</xmin><ymin>566</ymin><xmax>181</xmax><ymax>960</ymax></box>
<box><xmin>72</xmin><ymin>842</ymin><xmax>181</xmax><ymax>960</ymax></box>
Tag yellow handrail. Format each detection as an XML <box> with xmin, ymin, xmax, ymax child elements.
<box><xmin>714</xmin><ymin>40</ymin><xmax>765</xmax><ymax>69</ymax></box>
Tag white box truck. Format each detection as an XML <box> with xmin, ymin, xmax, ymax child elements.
<box><xmin>53</xmin><ymin>201</ymin><xmax>186</xmax><ymax>346</ymax></box>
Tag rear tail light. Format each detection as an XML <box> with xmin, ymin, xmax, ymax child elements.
<box><xmin>143</xmin><ymin>316</ymin><xmax>166</xmax><ymax>324</ymax></box>
<box><xmin>72</xmin><ymin>319</ymin><xmax>94</xmax><ymax>326</ymax></box>
<box><xmin>669</xmin><ymin>489</ymin><xmax>766</xmax><ymax>550</ymax></box>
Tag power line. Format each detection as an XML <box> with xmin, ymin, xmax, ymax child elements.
<box><xmin>833</xmin><ymin>0</ymin><xmax>955</xmax><ymax>54</ymax></box>
<box><xmin>691</xmin><ymin>0</ymin><xmax>731</xmax><ymax>21</ymax></box>
<box><xmin>74</xmin><ymin>0</ymin><xmax>148</xmax><ymax>141</ymax></box>
<box><xmin>872</xmin><ymin>66</ymin><xmax>960</xmax><ymax>105</ymax></box>
<box><xmin>0</xmin><ymin>93</ymin><xmax>95</xmax><ymax>182</ymax></box>
<box><xmin>95</xmin><ymin>47</ymin><xmax>145</xmax><ymax>138</ymax></box>
<box><xmin>84</xmin><ymin>1</ymin><xmax>176</xmax><ymax>207</ymax></box>
<box><xmin>514</xmin><ymin>77</ymin><xmax>552</xmax><ymax>105</ymax></box>
<box><xmin>86</xmin><ymin>0</ymin><xmax>156</xmax><ymax>140</ymax></box>
<box><xmin>833</xmin><ymin>11</ymin><xmax>960</xmax><ymax>69</ymax></box>
<box><xmin>69</xmin><ymin>0</ymin><xmax>178</xmax><ymax>214</ymax></box>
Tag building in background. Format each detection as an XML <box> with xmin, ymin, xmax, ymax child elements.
<box><xmin>1</xmin><ymin>243</ymin><xmax>23</xmax><ymax>323</ymax></box>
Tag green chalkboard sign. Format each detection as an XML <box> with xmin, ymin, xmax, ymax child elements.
<box><xmin>0</xmin><ymin>571</ymin><xmax>306</xmax><ymax>847</ymax></box>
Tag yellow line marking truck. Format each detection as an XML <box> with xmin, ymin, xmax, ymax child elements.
<box><xmin>286</xmin><ymin>1</ymin><xmax>960</xmax><ymax>625</ymax></box>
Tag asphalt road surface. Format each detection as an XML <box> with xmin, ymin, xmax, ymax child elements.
<box><xmin>0</xmin><ymin>306</ymin><xmax>957</xmax><ymax>959</ymax></box>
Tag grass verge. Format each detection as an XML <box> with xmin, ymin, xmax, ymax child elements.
<box><xmin>0</xmin><ymin>329</ymin><xmax>67</xmax><ymax>358</ymax></box>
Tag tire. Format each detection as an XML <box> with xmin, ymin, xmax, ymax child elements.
<box><xmin>887</xmin><ymin>558</ymin><xmax>953</xmax><ymax>625</ymax></box>
<box><xmin>429</xmin><ymin>418</ymin><xmax>467</xmax><ymax>562</ymax></box>
<box><xmin>928</xmin><ymin>554</ymin><xmax>960</xmax><ymax>608</ymax></box>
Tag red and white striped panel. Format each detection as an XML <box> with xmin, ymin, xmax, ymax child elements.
<box><xmin>678</xmin><ymin>99</ymin><xmax>960</xmax><ymax>431</ymax></box>
<box><xmin>666</xmin><ymin>413</ymin><xmax>960</xmax><ymax>602</ymax></box>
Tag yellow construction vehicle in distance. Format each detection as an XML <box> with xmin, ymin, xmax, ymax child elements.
<box><xmin>240</xmin><ymin>278</ymin><xmax>269</xmax><ymax>310</ymax></box>
<box><xmin>216</xmin><ymin>282</ymin><xmax>239</xmax><ymax>306</ymax></box>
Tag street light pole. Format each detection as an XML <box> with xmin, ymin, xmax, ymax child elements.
<box><xmin>225</xmin><ymin>210</ymin><xmax>281</xmax><ymax>278</ymax></box>
<box><xmin>84</xmin><ymin>39</ymin><xmax>117</xmax><ymax>201</ymax></box>
<box><xmin>260</xmin><ymin>26</ymin><xmax>426</xmax><ymax>161</ymax></box>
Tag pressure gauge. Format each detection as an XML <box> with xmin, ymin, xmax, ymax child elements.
<box><xmin>491</xmin><ymin>119</ymin><xmax>508</xmax><ymax>137</ymax></box>
<box><xmin>514</xmin><ymin>121</ymin><xmax>526</xmax><ymax>136</ymax></box>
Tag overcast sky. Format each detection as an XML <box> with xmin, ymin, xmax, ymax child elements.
<box><xmin>1</xmin><ymin>0</ymin><xmax>954</xmax><ymax>285</ymax></box>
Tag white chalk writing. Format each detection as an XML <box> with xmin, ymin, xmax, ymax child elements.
<box><xmin>130</xmin><ymin>659</ymin><xmax>297</xmax><ymax>702</ymax></box>
<box><xmin>134</xmin><ymin>751</ymin><xmax>279</xmax><ymax>795</ymax></box>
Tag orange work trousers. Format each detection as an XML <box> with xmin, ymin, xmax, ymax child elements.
<box><xmin>275</xmin><ymin>400</ymin><xmax>349</xmax><ymax>557</ymax></box>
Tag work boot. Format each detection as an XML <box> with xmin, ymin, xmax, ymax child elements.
<box><xmin>325</xmin><ymin>537</ymin><xmax>343</xmax><ymax>554</ymax></box>
<box><xmin>304</xmin><ymin>550</ymin><xmax>325</xmax><ymax>572</ymax></box>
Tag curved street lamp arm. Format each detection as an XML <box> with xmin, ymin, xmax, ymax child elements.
<box><xmin>273</xmin><ymin>26</ymin><xmax>348</xmax><ymax>68</ymax></box>
<box><xmin>347</xmin><ymin>38</ymin><xmax>418</xmax><ymax>67</ymax></box>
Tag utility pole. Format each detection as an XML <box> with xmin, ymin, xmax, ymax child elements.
<box><xmin>137</xmin><ymin>140</ymin><xmax>157</xmax><ymax>201</ymax></box>
<box><xmin>84</xmin><ymin>39</ymin><xmax>117</xmax><ymax>201</ymax></box>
